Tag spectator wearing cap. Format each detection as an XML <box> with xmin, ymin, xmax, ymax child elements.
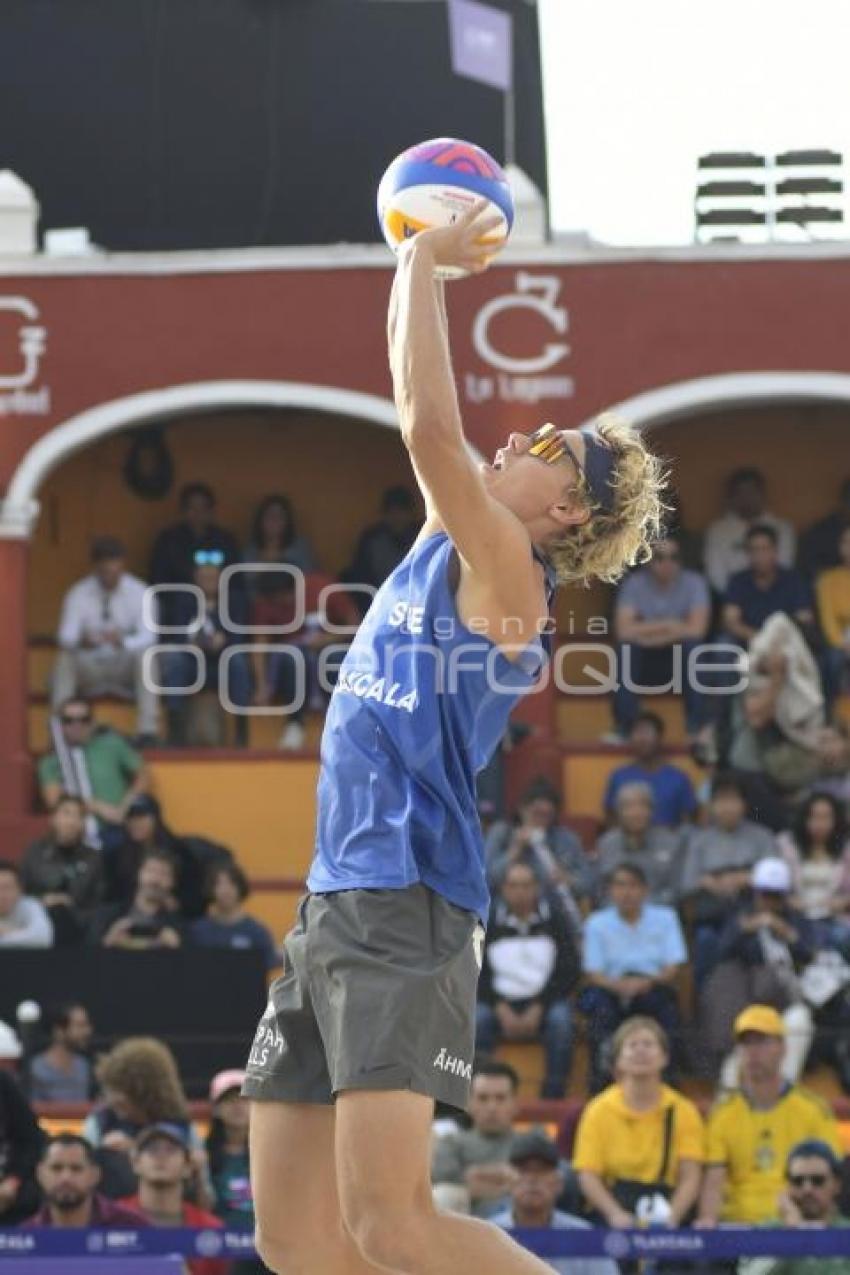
<box><xmin>681</xmin><ymin>774</ymin><xmax>777</xmax><ymax>984</ymax></box>
<box><xmin>343</xmin><ymin>485</ymin><xmax>421</xmax><ymax>610</ymax></box>
<box><xmin>573</xmin><ymin>1017</ymin><xmax>705</xmax><ymax>1229</ymax></box>
<box><xmin>603</xmin><ymin>713</ymin><xmax>698</xmax><ymax>829</ymax></box>
<box><xmin>150</xmin><ymin>482</ymin><xmax>240</xmax><ymax>623</ymax></box>
<box><xmin>51</xmin><ymin>535</ymin><xmax>158</xmax><ymax>745</ymax></box>
<box><xmin>476</xmin><ymin>863</ymin><xmax>580</xmax><ymax>1098</ymax></box>
<box><xmin>697</xmin><ymin>1005</ymin><xmax>841</xmax><ymax>1226</ymax></box>
<box><xmin>26</xmin><ymin>1133</ymin><xmax>146</xmax><ymax>1229</ymax></box>
<box><xmin>0</xmin><ymin>860</ymin><xmax>53</xmax><ymax>948</ymax></box>
<box><xmin>191</xmin><ymin>863</ymin><xmax>280</xmax><ymax>970</ymax></box>
<box><xmin>612</xmin><ymin>535</ymin><xmax>711</xmax><ymax>741</ymax></box>
<box><xmin>120</xmin><ymin>1123</ymin><xmax>228</xmax><ymax>1275</ymax></box>
<box><xmin>491</xmin><ymin>1131</ymin><xmax>620</xmax><ymax>1275</ymax></box>
<box><xmin>20</xmin><ymin>794</ymin><xmax>103</xmax><ymax>944</ymax></box>
<box><xmin>595</xmin><ymin>782</ymin><xmax>685</xmax><ymax>908</ymax></box>
<box><xmin>431</xmin><ymin>1059</ymin><xmax>520</xmax><ymax>1219</ymax></box>
<box><xmin>37</xmin><ymin>696</ymin><xmax>151</xmax><ymax>848</ymax></box>
<box><xmin>700</xmin><ymin>860</ymin><xmax>815</xmax><ymax>1084</ymax></box>
<box><xmin>704</xmin><ymin>468</ymin><xmax>795</xmax><ymax>595</ymax></box>
<box><xmin>82</xmin><ymin>1037</ymin><xmax>212</xmax><ymax>1206</ymax></box>
<box><xmin>580</xmin><ymin>864</ymin><xmax>686</xmax><ymax>1089</ymax></box>
<box><xmin>206</xmin><ymin>1071</ymin><xmax>253</xmax><ymax>1227</ymax></box>
<box><xmin>29</xmin><ymin>1003</ymin><xmax>94</xmax><ymax>1103</ymax></box>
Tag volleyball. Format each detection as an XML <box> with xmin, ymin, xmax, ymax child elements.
<box><xmin>377</xmin><ymin>137</ymin><xmax>514</xmax><ymax>277</ymax></box>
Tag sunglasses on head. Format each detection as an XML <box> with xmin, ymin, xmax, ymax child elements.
<box><xmin>194</xmin><ymin>549</ymin><xmax>225</xmax><ymax>566</ymax></box>
<box><xmin>788</xmin><ymin>1173</ymin><xmax>829</xmax><ymax>1188</ymax></box>
<box><xmin>62</xmin><ymin>713</ymin><xmax>91</xmax><ymax>725</ymax></box>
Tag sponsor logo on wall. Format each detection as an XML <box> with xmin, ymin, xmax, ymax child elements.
<box><xmin>0</xmin><ymin>296</ymin><xmax>50</xmax><ymax>416</ymax></box>
<box><xmin>464</xmin><ymin>271</ymin><xmax>574</xmax><ymax>405</ymax></box>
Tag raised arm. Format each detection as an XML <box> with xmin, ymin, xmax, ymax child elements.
<box><xmin>387</xmin><ymin>208</ymin><xmax>532</xmax><ymax>597</ymax></box>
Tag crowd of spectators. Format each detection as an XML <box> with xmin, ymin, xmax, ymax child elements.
<box><xmin>612</xmin><ymin>469</ymin><xmax>850</xmax><ymax>758</ymax></box>
<box><xmin>428</xmin><ymin>1008</ymin><xmax>850</xmax><ymax>1268</ymax></box>
<box><xmin>2</xmin><ymin>1010</ymin><xmax>844</xmax><ymax>1268</ymax></box>
<box><xmin>0</xmin><ymin>709</ymin><xmax>280</xmax><ymax>974</ymax></box>
<box><xmin>0</xmin><ymin>1026</ymin><xmax>261</xmax><ymax>1272</ymax></box>
<box><xmin>48</xmin><ymin>481</ymin><xmax>420</xmax><ymax>751</ymax></box>
<box><xmin>476</xmin><ymin>721</ymin><xmax>850</xmax><ymax>1095</ymax></box>
<box><xmin>1</xmin><ymin>467</ymin><xmax>848</xmax><ymax>1269</ymax></box>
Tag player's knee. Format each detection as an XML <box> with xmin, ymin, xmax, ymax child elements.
<box><xmin>256</xmin><ymin>1219</ymin><xmax>357</xmax><ymax>1275</ymax></box>
<box><xmin>345</xmin><ymin>1193</ymin><xmax>432</xmax><ymax>1272</ymax></box>
<box><xmin>254</xmin><ymin>1223</ymin><xmax>311</xmax><ymax>1275</ymax></box>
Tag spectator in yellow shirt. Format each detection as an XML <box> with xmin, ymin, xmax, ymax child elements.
<box><xmin>816</xmin><ymin>526</ymin><xmax>850</xmax><ymax>703</ymax></box>
<box><xmin>697</xmin><ymin>1004</ymin><xmax>841</xmax><ymax>1226</ymax></box>
<box><xmin>573</xmin><ymin>1016</ymin><xmax>705</xmax><ymax>1228</ymax></box>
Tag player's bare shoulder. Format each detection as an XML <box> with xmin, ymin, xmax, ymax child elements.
<box><xmin>454</xmin><ymin>520</ymin><xmax>549</xmax><ymax>658</ymax></box>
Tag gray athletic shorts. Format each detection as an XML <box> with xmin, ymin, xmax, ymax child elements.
<box><xmin>242</xmin><ymin>883</ymin><xmax>484</xmax><ymax>1111</ymax></box>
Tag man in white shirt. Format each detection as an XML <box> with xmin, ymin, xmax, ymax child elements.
<box><xmin>0</xmin><ymin>860</ymin><xmax>53</xmax><ymax>948</ymax></box>
<box><xmin>704</xmin><ymin>468</ymin><xmax>795</xmax><ymax>594</ymax></box>
<box><xmin>51</xmin><ymin>536</ymin><xmax>158</xmax><ymax>743</ymax></box>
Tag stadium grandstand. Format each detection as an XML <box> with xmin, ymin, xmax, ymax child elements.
<box><xmin>2</xmin><ymin>1</ymin><xmax>850</xmax><ymax>1271</ymax></box>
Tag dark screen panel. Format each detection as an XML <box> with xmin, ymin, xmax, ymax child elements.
<box><xmin>0</xmin><ymin>0</ymin><xmax>546</xmax><ymax>249</ymax></box>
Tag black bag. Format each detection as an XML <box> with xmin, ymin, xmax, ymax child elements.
<box><xmin>610</xmin><ymin>1104</ymin><xmax>675</xmax><ymax>1212</ymax></box>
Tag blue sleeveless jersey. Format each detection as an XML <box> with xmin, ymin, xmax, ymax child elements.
<box><xmin>307</xmin><ymin>531</ymin><xmax>554</xmax><ymax>923</ymax></box>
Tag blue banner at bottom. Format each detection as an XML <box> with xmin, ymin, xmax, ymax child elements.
<box><xmin>2</xmin><ymin>1262</ymin><xmax>182</xmax><ymax>1274</ymax></box>
<box><xmin>3</xmin><ymin>1224</ymin><xmax>850</xmax><ymax>1262</ymax></box>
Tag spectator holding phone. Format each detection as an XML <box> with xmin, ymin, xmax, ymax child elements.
<box><xmin>90</xmin><ymin>850</ymin><xmax>183</xmax><ymax>950</ymax></box>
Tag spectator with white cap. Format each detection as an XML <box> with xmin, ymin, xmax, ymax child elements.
<box><xmin>699</xmin><ymin>859</ymin><xmax>815</xmax><ymax>1083</ymax></box>
<box><xmin>491</xmin><ymin>1131</ymin><xmax>619</xmax><ymax>1275</ymax></box>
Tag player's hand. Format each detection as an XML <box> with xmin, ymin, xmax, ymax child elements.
<box><xmin>410</xmin><ymin>200</ymin><xmax>505</xmax><ymax>275</ymax></box>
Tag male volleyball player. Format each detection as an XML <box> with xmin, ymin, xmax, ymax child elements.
<box><xmin>243</xmin><ymin>203</ymin><xmax>665</xmax><ymax>1274</ymax></box>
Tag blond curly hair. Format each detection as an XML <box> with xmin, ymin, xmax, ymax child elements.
<box><xmin>547</xmin><ymin>413</ymin><xmax>668</xmax><ymax>586</ymax></box>
<box><xmin>96</xmin><ymin>1036</ymin><xmax>189</xmax><ymax>1123</ymax></box>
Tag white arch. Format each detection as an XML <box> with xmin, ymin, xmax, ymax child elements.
<box><xmin>0</xmin><ymin>380</ymin><xmax>401</xmax><ymax>538</ymax></box>
<box><xmin>584</xmin><ymin>370</ymin><xmax>850</xmax><ymax>433</ymax></box>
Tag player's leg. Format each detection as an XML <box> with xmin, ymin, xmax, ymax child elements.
<box><xmin>335</xmin><ymin>1088</ymin><xmax>554</xmax><ymax>1275</ymax></box>
<box><xmin>249</xmin><ymin>1100</ymin><xmax>387</xmax><ymax>1275</ymax></box>
<box><xmin>243</xmin><ymin>898</ymin><xmax>383</xmax><ymax>1272</ymax></box>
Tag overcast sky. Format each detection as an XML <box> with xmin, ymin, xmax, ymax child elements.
<box><xmin>537</xmin><ymin>0</ymin><xmax>850</xmax><ymax>245</ymax></box>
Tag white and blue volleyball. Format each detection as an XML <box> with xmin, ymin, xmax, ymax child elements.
<box><xmin>377</xmin><ymin>137</ymin><xmax>514</xmax><ymax>277</ymax></box>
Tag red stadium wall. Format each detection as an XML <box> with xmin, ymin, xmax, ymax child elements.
<box><xmin>1</xmin><ymin>245</ymin><xmax>849</xmax><ymax>822</ymax></box>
